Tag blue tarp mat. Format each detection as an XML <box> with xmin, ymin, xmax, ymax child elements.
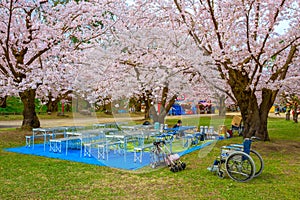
<box><xmin>5</xmin><ymin>141</ymin><xmax>213</xmax><ymax>171</ymax></box>
<box><xmin>178</xmin><ymin>141</ymin><xmax>213</xmax><ymax>156</ymax></box>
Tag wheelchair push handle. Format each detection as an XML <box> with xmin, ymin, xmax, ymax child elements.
<box><xmin>251</xmin><ymin>136</ymin><xmax>260</xmax><ymax>141</ymax></box>
<box><xmin>244</xmin><ymin>136</ymin><xmax>261</xmax><ymax>142</ymax></box>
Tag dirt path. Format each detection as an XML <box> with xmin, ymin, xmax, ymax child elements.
<box><xmin>0</xmin><ymin>112</ymin><xmax>285</xmax><ymax>128</ymax></box>
<box><xmin>0</xmin><ymin>116</ymin><xmax>144</xmax><ymax>128</ymax></box>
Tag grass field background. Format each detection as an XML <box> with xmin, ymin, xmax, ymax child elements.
<box><xmin>0</xmin><ymin>115</ymin><xmax>299</xmax><ymax>199</ymax></box>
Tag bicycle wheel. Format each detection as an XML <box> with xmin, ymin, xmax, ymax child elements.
<box><xmin>225</xmin><ymin>151</ymin><xmax>256</xmax><ymax>182</ymax></box>
<box><xmin>250</xmin><ymin>150</ymin><xmax>264</xmax><ymax>177</ymax></box>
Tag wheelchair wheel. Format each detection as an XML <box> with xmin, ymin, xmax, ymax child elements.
<box><xmin>225</xmin><ymin>151</ymin><xmax>255</xmax><ymax>182</ymax></box>
<box><xmin>250</xmin><ymin>150</ymin><xmax>264</xmax><ymax>177</ymax></box>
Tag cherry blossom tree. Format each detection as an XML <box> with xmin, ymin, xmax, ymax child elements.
<box><xmin>0</xmin><ymin>0</ymin><xmax>125</xmax><ymax>129</ymax></box>
<box><xmin>157</xmin><ymin>0</ymin><xmax>300</xmax><ymax>140</ymax></box>
<box><xmin>81</xmin><ymin>3</ymin><xmax>213</xmax><ymax>124</ymax></box>
<box><xmin>78</xmin><ymin>1</ymin><xmax>231</xmax><ymax>127</ymax></box>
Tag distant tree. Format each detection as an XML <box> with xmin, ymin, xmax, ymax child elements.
<box><xmin>0</xmin><ymin>96</ymin><xmax>7</xmax><ymax>108</ymax></box>
<box><xmin>0</xmin><ymin>0</ymin><xmax>125</xmax><ymax>129</ymax></box>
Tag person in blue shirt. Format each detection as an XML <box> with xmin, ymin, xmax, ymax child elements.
<box><xmin>173</xmin><ymin>120</ymin><xmax>182</xmax><ymax>128</ymax></box>
<box><xmin>173</xmin><ymin>120</ymin><xmax>184</xmax><ymax>137</ymax></box>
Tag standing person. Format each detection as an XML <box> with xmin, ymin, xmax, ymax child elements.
<box><xmin>274</xmin><ymin>105</ymin><xmax>281</xmax><ymax>116</ymax></box>
<box><xmin>285</xmin><ymin>104</ymin><xmax>291</xmax><ymax>120</ymax></box>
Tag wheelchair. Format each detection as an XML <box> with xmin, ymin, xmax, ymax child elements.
<box><xmin>209</xmin><ymin>137</ymin><xmax>264</xmax><ymax>182</ymax></box>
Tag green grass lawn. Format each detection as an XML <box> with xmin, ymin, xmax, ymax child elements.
<box><xmin>0</xmin><ymin>116</ymin><xmax>299</xmax><ymax>199</ymax></box>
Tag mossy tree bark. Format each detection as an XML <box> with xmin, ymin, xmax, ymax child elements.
<box><xmin>228</xmin><ymin>69</ymin><xmax>277</xmax><ymax>141</ymax></box>
<box><xmin>149</xmin><ymin>86</ymin><xmax>177</xmax><ymax>124</ymax></box>
<box><xmin>46</xmin><ymin>98</ymin><xmax>59</xmax><ymax>113</ymax></box>
<box><xmin>19</xmin><ymin>89</ymin><xmax>40</xmax><ymax>130</ymax></box>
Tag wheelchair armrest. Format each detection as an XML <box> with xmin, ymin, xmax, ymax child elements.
<box><xmin>221</xmin><ymin>145</ymin><xmax>241</xmax><ymax>151</ymax></box>
<box><xmin>230</xmin><ymin>144</ymin><xmax>243</xmax><ymax>148</ymax></box>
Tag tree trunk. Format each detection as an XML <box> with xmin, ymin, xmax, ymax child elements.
<box><xmin>149</xmin><ymin>86</ymin><xmax>177</xmax><ymax>124</ymax></box>
<box><xmin>46</xmin><ymin>99</ymin><xmax>59</xmax><ymax>112</ymax></box>
<box><xmin>149</xmin><ymin>105</ymin><xmax>168</xmax><ymax>124</ymax></box>
<box><xmin>0</xmin><ymin>96</ymin><xmax>7</xmax><ymax>108</ymax></box>
<box><xmin>241</xmin><ymin>103</ymin><xmax>270</xmax><ymax>141</ymax></box>
<box><xmin>218</xmin><ymin>95</ymin><xmax>226</xmax><ymax>116</ymax></box>
<box><xmin>19</xmin><ymin>89</ymin><xmax>40</xmax><ymax>130</ymax></box>
<box><xmin>144</xmin><ymin>96</ymin><xmax>152</xmax><ymax>120</ymax></box>
<box><xmin>142</xmin><ymin>90</ymin><xmax>154</xmax><ymax>120</ymax></box>
<box><xmin>228</xmin><ymin>70</ymin><xmax>277</xmax><ymax>141</ymax></box>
